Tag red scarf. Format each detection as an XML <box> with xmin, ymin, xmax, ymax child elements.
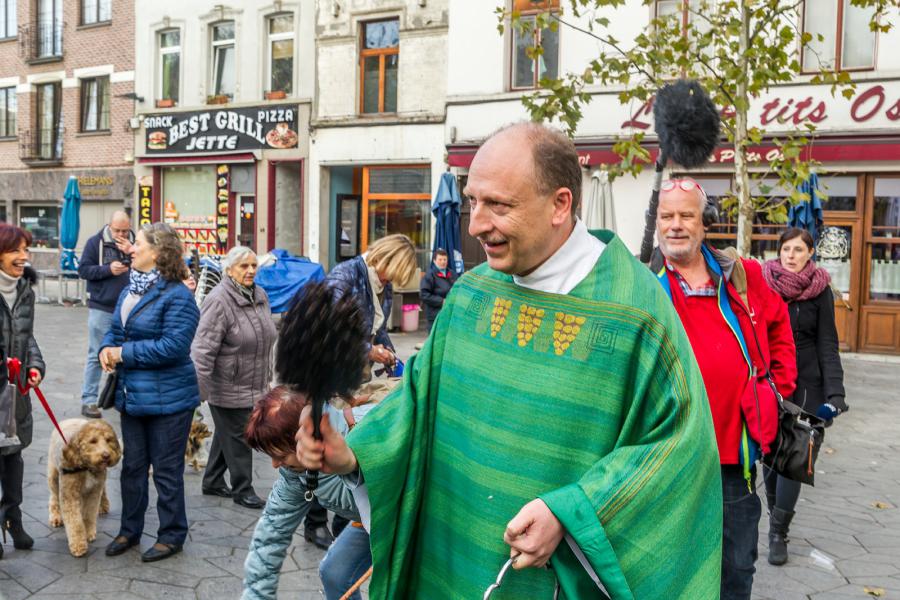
<box><xmin>763</xmin><ymin>259</ymin><xmax>830</xmax><ymax>302</ymax></box>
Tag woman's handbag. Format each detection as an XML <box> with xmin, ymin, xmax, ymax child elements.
<box><xmin>762</xmin><ymin>379</ymin><xmax>826</xmax><ymax>486</ymax></box>
<box><xmin>98</xmin><ymin>369</ymin><xmax>118</xmax><ymax>410</ymax></box>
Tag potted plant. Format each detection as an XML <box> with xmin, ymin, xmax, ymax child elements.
<box><xmin>207</xmin><ymin>95</ymin><xmax>229</xmax><ymax>105</ymax></box>
<box><xmin>265</xmin><ymin>90</ymin><xmax>287</xmax><ymax>100</ymax></box>
<box><xmin>155</xmin><ymin>98</ymin><xmax>175</xmax><ymax>108</ymax></box>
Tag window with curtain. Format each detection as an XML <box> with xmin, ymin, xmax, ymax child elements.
<box><xmin>0</xmin><ymin>0</ymin><xmax>16</xmax><ymax>39</ymax></box>
<box><xmin>802</xmin><ymin>0</ymin><xmax>876</xmax><ymax>71</ymax></box>
<box><xmin>360</xmin><ymin>19</ymin><xmax>399</xmax><ymax>114</ymax></box>
<box><xmin>36</xmin><ymin>82</ymin><xmax>61</xmax><ymax>160</ymax></box>
<box><xmin>211</xmin><ymin>21</ymin><xmax>236</xmax><ymax>99</ymax></box>
<box><xmin>159</xmin><ymin>29</ymin><xmax>181</xmax><ymax>103</ymax></box>
<box><xmin>268</xmin><ymin>14</ymin><xmax>294</xmax><ymax>95</ymax></box>
<box><xmin>511</xmin><ymin>0</ymin><xmax>560</xmax><ymax>90</ymax></box>
<box><xmin>81</xmin><ymin>0</ymin><xmax>111</xmax><ymax>25</ymax></box>
<box><xmin>0</xmin><ymin>87</ymin><xmax>16</xmax><ymax>137</ymax></box>
<box><xmin>80</xmin><ymin>76</ymin><xmax>109</xmax><ymax>132</ymax></box>
<box><xmin>37</xmin><ymin>0</ymin><xmax>63</xmax><ymax>57</ymax></box>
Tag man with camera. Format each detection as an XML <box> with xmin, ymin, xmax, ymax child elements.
<box><xmin>78</xmin><ymin>210</ymin><xmax>134</xmax><ymax>418</ymax></box>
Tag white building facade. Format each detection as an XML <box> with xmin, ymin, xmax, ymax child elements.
<box><xmin>445</xmin><ymin>0</ymin><xmax>900</xmax><ymax>354</ymax></box>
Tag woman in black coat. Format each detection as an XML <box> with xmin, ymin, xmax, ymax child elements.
<box><xmin>419</xmin><ymin>249</ymin><xmax>456</xmax><ymax>333</ymax></box>
<box><xmin>762</xmin><ymin>227</ymin><xmax>847</xmax><ymax>567</ymax></box>
<box><xmin>0</xmin><ymin>224</ymin><xmax>45</xmax><ymax>560</ymax></box>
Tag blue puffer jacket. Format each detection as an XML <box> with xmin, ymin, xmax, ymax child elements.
<box><xmin>101</xmin><ymin>278</ymin><xmax>200</xmax><ymax>416</ymax></box>
<box><xmin>326</xmin><ymin>256</ymin><xmax>393</xmax><ymax>351</ymax></box>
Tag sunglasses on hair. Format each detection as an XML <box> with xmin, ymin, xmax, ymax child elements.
<box><xmin>661</xmin><ymin>178</ymin><xmax>708</xmax><ymax>201</ymax></box>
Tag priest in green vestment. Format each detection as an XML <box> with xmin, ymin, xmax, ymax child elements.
<box><xmin>295</xmin><ymin>123</ymin><xmax>723</xmax><ymax>599</ymax></box>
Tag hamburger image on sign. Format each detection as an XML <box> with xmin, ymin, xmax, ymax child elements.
<box><xmin>148</xmin><ymin>131</ymin><xmax>167</xmax><ymax>150</ymax></box>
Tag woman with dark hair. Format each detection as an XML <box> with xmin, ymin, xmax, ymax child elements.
<box><xmin>762</xmin><ymin>227</ymin><xmax>847</xmax><ymax>566</ymax></box>
<box><xmin>0</xmin><ymin>224</ymin><xmax>44</xmax><ymax>560</ymax></box>
<box><xmin>98</xmin><ymin>222</ymin><xmax>200</xmax><ymax>563</ymax></box>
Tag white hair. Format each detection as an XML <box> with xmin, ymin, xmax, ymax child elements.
<box><xmin>221</xmin><ymin>246</ymin><xmax>256</xmax><ymax>271</ymax></box>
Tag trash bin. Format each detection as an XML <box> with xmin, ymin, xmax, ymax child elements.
<box><xmin>401</xmin><ymin>304</ymin><xmax>420</xmax><ymax>332</ymax></box>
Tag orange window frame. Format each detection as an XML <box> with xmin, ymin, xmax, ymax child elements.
<box><xmin>360</xmin><ymin>165</ymin><xmax>431</xmax><ymax>250</ymax></box>
<box><xmin>359</xmin><ymin>39</ymin><xmax>399</xmax><ymax>114</ymax></box>
<box><xmin>800</xmin><ymin>0</ymin><xmax>877</xmax><ymax>74</ymax></box>
<box><xmin>509</xmin><ymin>5</ymin><xmax>560</xmax><ymax>91</ymax></box>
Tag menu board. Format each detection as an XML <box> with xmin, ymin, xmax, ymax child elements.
<box><xmin>216</xmin><ymin>165</ymin><xmax>229</xmax><ymax>250</ymax></box>
<box><xmin>175</xmin><ymin>226</ymin><xmax>218</xmax><ymax>255</ymax></box>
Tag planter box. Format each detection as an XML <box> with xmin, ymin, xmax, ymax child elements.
<box><xmin>207</xmin><ymin>95</ymin><xmax>229</xmax><ymax>105</ymax></box>
<box><xmin>155</xmin><ymin>99</ymin><xmax>175</xmax><ymax>108</ymax></box>
<box><xmin>265</xmin><ymin>90</ymin><xmax>287</xmax><ymax>100</ymax></box>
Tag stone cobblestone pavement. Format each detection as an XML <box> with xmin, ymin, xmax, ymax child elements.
<box><xmin>1</xmin><ymin>305</ymin><xmax>898</xmax><ymax>599</ymax></box>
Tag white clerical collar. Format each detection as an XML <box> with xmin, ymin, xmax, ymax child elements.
<box><xmin>512</xmin><ymin>219</ymin><xmax>605</xmax><ymax>295</ymax></box>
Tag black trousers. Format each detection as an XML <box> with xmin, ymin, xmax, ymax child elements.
<box><xmin>203</xmin><ymin>405</ymin><xmax>255</xmax><ymax>498</ymax></box>
<box><xmin>0</xmin><ymin>451</ymin><xmax>24</xmax><ymax>525</ymax></box>
<box><xmin>762</xmin><ymin>466</ymin><xmax>802</xmax><ymax>513</ymax></box>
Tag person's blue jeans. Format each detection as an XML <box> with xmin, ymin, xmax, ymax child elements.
<box><xmin>118</xmin><ymin>409</ymin><xmax>194</xmax><ymax>546</ymax></box>
<box><xmin>721</xmin><ymin>464</ymin><xmax>761</xmax><ymax>600</ymax></box>
<box><xmin>319</xmin><ymin>524</ymin><xmax>372</xmax><ymax>600</ymax></box>
<box><xmin>81</xmin><ymin>308</ymin><xmax>113</xmax><ymax>406</ymax></box>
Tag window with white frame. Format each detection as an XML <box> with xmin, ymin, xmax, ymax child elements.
<box><xmin>211</xmin><ymin>21</ymin><xmax>236</xmax><ymax>99</ymax></box>
<box><xmin>510</xmin><ymin>0</ymin><xmax>560</xmax><ymax>90</ymax></box>
<box><xmin>268</xmin><ymin>14</ymin><xmax>294</xmax><ymax>95</ymax></box>
<box><xmin>0</xmin><ymin>87</ymin><xmax>16</xmax><ymax>137</ymax></box>
<box><xmin>158</xmin><ymin>29</ymin><xmax>180</xmax><ymax>103</ymax></box>
<box><xmin>80</xmin><ymin>76</ymin><xmax>109</xmax><ymax>131</ymax></box>
<box><xmin>0</xmin><ymin>0</ymin><xmax>16</xmax><ymax>39</ymax></box>
<box><xmin>81</xmin><ymin>0</ymin><xmax>111</xmax><ymax>25</ymax></box>
<box><xmin>802</xmin><ymin>0</ymin><xmax>876</xmax><ymax>71</ymax></box>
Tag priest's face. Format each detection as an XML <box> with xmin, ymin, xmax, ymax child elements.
<box><xmin>657</xmin><ymin>187</ymin><xmax>706</xmax><ymax>264</ymax></box>
<box><xmin>464</xmin><ymin>128</ymin><xmax>572</xmax><ymax>276</ymax></box>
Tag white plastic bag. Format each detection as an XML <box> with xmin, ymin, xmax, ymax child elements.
<box><xmin>0</xmin><ymin>382</ymin><xmax>20</xmax><ymax>448</ymax></box>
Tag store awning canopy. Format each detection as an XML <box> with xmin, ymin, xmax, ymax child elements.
<box><xmin>60</xmin><ymin>176</ymin><xmax>81</xmax><ymax>271</ymax></box>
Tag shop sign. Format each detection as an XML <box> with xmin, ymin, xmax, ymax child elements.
<box><xmin>216</xmin><ymin>165</ymin><xmax>229</xmax><ymax>248</ymax></box>
<box><xmin>144</xmin><ymin>105</ymin><xmax>299</xmax><ymax>153</ymax></box>
<box><xmin>138</xmin><ymin>185</ymin><xmax>152</xmax><ymax>226</ymax></box>
<box><xmin>77</xmin><ymin>175</ymin><xmax>114</xmax><ymax>198</ymax></box>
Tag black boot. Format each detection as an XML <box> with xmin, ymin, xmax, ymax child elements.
<box><xmin>768</xmin><ymin>507</ymin><xmax>795</xmax><ymax>566</ymax></box>
<box><xmin>3</xmin><ymin>519</ymin><xmax>34</xmax><ymax>550</ymax></box>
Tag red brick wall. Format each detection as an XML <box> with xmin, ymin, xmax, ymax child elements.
<box><xmin>0</xmin><ymin>0</ymin><xmax>135</xmax><ymax>170</ymax></box>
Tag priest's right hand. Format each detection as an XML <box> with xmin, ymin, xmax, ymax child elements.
<box><xmin>295</xmin><ymin>404</ymin><xmax>358</xmax><ymax>475</ymax></box>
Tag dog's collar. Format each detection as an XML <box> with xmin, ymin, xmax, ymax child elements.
<box><xmin>60</xmin><ymin>466</ymin><xmax>91</xmax><ymax>474</ymax></box>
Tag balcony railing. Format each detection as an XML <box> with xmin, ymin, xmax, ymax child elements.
<box><xmin>18</xmin><ymin>22</ymin><xmax>64</xmax><ymax>63</ymax></box>
<box><xmin>19</xmin><ymin>128</ymin><xmax>64</xmax><ymax>166</ymax></box>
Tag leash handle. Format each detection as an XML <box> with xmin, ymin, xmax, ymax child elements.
<box><xmin>483</xmin><ymin>555</ymin><xmax>560</xmax><ymax>600</ymax></box>
<box><xmin>7</xmin><ymin>358</ymin><xmax>67</xmax><ymax>445</ymax></box>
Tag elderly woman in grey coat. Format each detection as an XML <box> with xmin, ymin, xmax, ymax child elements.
<box><xmin>191</xmin><ymin>246</ymin><xmax>277</xmax><ymax>509</ymax></box>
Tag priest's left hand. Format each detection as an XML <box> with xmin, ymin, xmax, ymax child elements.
<box><xmin>504</xmin><ymin>498</ymin><xmax>565</xmax><ymax>570</ymax></box>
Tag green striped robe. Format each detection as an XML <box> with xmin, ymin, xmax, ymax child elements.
<box><xmin>347</xmin><ymin>231</ymin><xmax>722</xmax><ymax>599</ymax></box>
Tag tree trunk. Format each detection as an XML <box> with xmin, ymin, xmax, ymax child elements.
<box><xmin>734</xmin><ymin>0</ymin><xmax>753</xmax><ymax>257</ymax></box>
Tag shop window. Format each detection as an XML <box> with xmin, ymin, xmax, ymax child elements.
<box><xmin>802</xmin><ymin>0</ymin><xmax>876</xmax><ymax>72</ymax></box>
<box><xmin>510</xmin><ymin>0</ymin><xmax>559</xmax><ymax>90</ymax></box>
<box><xmin>360</xmin><ymin>19</ymin><xmax>399</xmax><ymax>114</ymax></box>
<box><xmin>163</xmin><ymin>166</ymin><xmax>219</xmax><ymax>254</ymax></box>
<box><xmin>211</xmin><ymin>21</ymin><xmax>236</xmax><ymax>100</ymax></box>
<box><xmin>0</xmin><ymin>87</ymin><xmax>16</xmax><ymax>138</ymax></box>
<box><xmin>268</xmin><ymin>14</ymin><xmax>294</xmax><ymax>96</ymax></box>
<box><xmin>81</xmin><ymin>0</ymin><xmax>111</xmax><ymax>26</ymax></box>
<box><xmin>869</xmin><ymin>178</ymin><xmax>900</xmax><ymax>301</ymax></box>
<box><xmin>819</xmin><ymin>175</ymin><xmax>857</xmax><ymax>212</ymax></box>
<box><xmin>19</xmin><ymin>205</ymin><xmax>60</xmax><ymax>248</ymax></box>
<box><xmin>363</xmin><ymin>166</ymin><xmax>431</xmax><ymax>271</ymax></box>
<box><xmin>37</xmin><ymin>0</ymin><xmax>63</xmax><ymax>58</ymax></box>
<box><xmin>0</xmin><ymin>0</ymin><xmax>16</xmax><ymax>39</ymax></box>
<box><xmin>35</xmin><ymin>82</ymin><xmax>62</xmax><ymax>160</ymax></box>
<box><xmin>80</xmin><ymin>76</ymin><xmax>109</xmax><ymax>132</ymax></box>
<box><xmin>158</xmin><ymin>29</ymin><xmax>181</xmax><ymax>104</ymax></box>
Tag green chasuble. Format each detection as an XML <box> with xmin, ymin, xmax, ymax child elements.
<box><xmin>347</xmin><ymin>231</ymin><xmax>722</xmax><ymax>599</ymax></box>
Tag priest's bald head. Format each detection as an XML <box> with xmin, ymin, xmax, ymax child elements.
<box><xmin>464</xmin><ymin>122</ymin><xmax>582</xmax><ymax>277</ymax></box>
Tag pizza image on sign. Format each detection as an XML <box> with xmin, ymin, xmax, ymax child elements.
<box><xmin>266</xmin><ymin>123</ymin><xmax>298</xmax><ymax>149</ymax></box>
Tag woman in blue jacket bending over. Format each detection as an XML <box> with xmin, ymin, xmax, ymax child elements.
<box><xmin>99</xmin><ymin>222</ymin><xmax>200</xmax><ymax>563</ymax></box>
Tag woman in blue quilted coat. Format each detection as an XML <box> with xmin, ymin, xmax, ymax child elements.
<box><xmin>98</xmin><ymin>222</ymin><xmax>200</xmax><ymax>563</ymax></box>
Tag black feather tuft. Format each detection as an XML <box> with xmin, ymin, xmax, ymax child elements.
<box><xmin>653</xmin><ymin>79</ymin><xmax>720</xmax><ymax>169</ymax></box>
<box><xmin>275</xmin><ymin>280</ymin><xmax>369</xmax><ymax>404</ymax></box>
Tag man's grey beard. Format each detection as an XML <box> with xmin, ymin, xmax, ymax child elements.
<box><xmin>658</xmin><ymin>236</ymin><xmax>702</xmax><ymax>264</ymax></box>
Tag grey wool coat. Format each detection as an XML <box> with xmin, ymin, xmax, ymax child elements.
<box><xmin>191</xmin><ymin>278</ymin><xmax>277</xmax><ymax>409</ymax></box>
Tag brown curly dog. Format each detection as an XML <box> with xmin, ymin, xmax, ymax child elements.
<box><xmin>47</xmin><ymin>418</ymin><xmax>122</xmax><ymax>557</ymax></box>
<box><xmin>185</xmin><ymin>419</ymin><xmax>212</xmax><ymax>472</ymax></box>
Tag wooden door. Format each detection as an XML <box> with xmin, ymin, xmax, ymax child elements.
<box><xmin>238</xmin><ymin>195</ymin><xmax>256</xmax><ymax>249</ymax></box>
<box><xmin>817</xmin><ymin>219</ymin><xmax>863</xmax><ymax>351</ymax></box>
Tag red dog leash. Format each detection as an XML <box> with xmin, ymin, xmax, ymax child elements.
<box><xmin>7</xmin><ymin>357</ymin><xmax>67</xmax><ymax>445</ymax></box>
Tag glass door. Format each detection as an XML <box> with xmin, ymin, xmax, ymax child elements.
<box><xmin>817</xmin><ymin>221</ymin><xmax>862</xmax><ymax>351</ymax></box>
<box><xmin>237</xmin><ymin>195</ymin><xmax>256</xmax><ymax>249</ymax></box>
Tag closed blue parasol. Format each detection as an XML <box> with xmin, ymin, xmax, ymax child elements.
<box><xmin>60</xmin><ymin>176</ymin><xmax>82</xmax><ymax>271</ymax></box>
<box><xmin>788</xmin><ymin>173</ymin><xmax>824</xmax><ymax>244</ymax></box>
<box><xmin>432</xmin><ymin>172</ymin><xmax>464</xmax><ymax>275</ymax></box>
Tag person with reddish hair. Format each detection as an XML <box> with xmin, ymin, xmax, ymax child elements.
<box><xmin>0</xmin><ymin>224</ymin><xmax>45</xmax><ymax>561</ymax></box>
<box><xmin>242</xmin><ymin>386</ymin><xmax>369</xmax><ymax>600</ymax></box>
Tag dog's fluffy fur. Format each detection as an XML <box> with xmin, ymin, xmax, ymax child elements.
<box><xmin>47</xmin><ymin>418</ymin><xmax>122</xmax><ymax>557</ymax></box>
<box><xmin>185</xmin><ymin>420</ymin><xmax>211</xmax><ymax>472</ymax></box>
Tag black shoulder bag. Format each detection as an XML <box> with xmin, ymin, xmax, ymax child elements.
<box><xmin>98</xmin><ymin>369</ymin><xmax>118</xmax><ymax>410</ymax></box>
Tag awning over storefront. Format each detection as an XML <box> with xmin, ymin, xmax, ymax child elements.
<box><xmin>137</xmin><ymin>152</ymin><xmax>258</xmax><ymax>166</ymax></box>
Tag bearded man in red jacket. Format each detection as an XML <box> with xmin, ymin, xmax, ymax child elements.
<box><xmin>650</xmin><ymin>178</ymin><xmax>797</xmax><ymax>600</ymax></box>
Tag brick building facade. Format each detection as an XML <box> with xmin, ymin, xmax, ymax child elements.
<box><xmin>0</xmin><ymin>0</ymin><xmax>135</xmax><ymax>269</ymax></box>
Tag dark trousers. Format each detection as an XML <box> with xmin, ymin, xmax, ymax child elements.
<box><xmin>306</xmin><ymin>498</ymin><xmax>350</xmax><ymax>537</ymax></box>
<box><xmin>762</xmin><ymin>466</ymin><xmax>802</xmax><ymax>513</ymax></box>
<box><xmin>203</xmin><ymin>405</ymin><xmax>254</xmax><ymax>498</ymax></box>
<box><xmin>0</xmin><ymin>451</ymin><xmax>24</xmax><ymax>525</ymax></box>
<box><xmin>721</xmin><ymin>465</ymin><xmax>762</xmax><ymax>600</ymax></box>
<box><xmin>119</xmin><ymin>409</ymin><xmax>194</xmax><ymax>546</ymax></box>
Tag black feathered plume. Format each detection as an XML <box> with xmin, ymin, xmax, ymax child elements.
<box><xmin>639</xmin><ymin>79</ymin><xmax>721</xmax><ymax>264</ymax></box>
<box><xmin>275</xmin><ymin>280</ymin><xmax>369</xmax><ymax>497</ymax></box>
